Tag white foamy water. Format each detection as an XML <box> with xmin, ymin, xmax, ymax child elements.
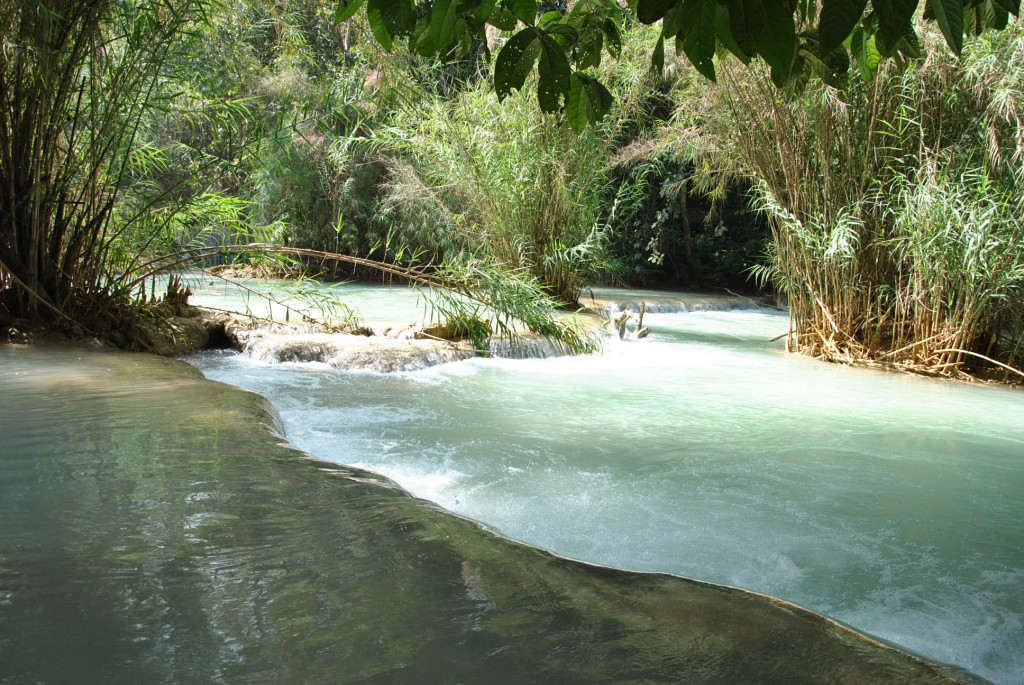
<box><xmin>191</xmin><ymin>299</ymin><xmax>1024</xmax><ymax>685</ymax></box>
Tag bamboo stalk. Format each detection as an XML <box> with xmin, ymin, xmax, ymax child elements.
<box><xmin>931</xmin><ymin>348</ymin><xmax>1024</xmax><ymax>379</ymax></box>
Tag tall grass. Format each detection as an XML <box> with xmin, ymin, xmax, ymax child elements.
<box><xmin>704</xmin><ymin>22</ymin><xmax>1024</xmax><ymax>379</ymax></box>
<box><xmin>882</xmin><ymin>168</ymin><xmax>1024</xmax><ymax>373</ymax></box>
<box><xmin>379</xmin><ymin>82</ymin><xmax>610</xmax><ymax>304</ymax></box>
<box><xmin>0</xmin><ymin>0</ymin><xmax>212</xmax><ymax>327</ymax></box>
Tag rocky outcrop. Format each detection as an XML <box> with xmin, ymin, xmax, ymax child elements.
<box><xmin>236</xmin><ymin>330</ymin><xmax>477</xmax><ymax>372</ymax></box>
<box><xmin>140</xmin><ymin>309</ymin><xmax>233</xmax><ymax>356</ymax></box>
<box><xmin>154</xmin><ymin>306</ymin><xmax>608</xmax><ymax>371</ymax></box>
<box><xmin>214</xmin><ymin>316</ymin><xmax>480</xmax><ymax>372</ymax></box>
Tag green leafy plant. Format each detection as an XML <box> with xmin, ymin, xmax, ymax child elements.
<box><xmin>338</xmin><ymin>0</ymin><xmax>1020</xmax><ymax>131</ymax></box>
<box><xmin>0</xmin><ymin>0</ymin><xmax>212</xmax><ymax>327</ymax></box>
<box><xmin>717</xmin><ymin>21</ymin><xmax>1024</xmax><ymax>378</ymax></box>
<box><xmin>379</xmin><ymin>80</ymin><xmax>611</xmax><ymax>303</ymax></box>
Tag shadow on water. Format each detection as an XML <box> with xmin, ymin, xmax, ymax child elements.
<box><xmin>0</xmin><ymin>345</ymin><xmax>990</xmax><ymax>684</ymax></box>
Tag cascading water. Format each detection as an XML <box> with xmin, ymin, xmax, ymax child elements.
<box><xmin>187</xmin><ymin>286</ymin><xmax>1024</xmax><ymax>685</ymax></box>
<box><xmin>1</xmin><ymin>344</ymin><xmax>983</xmax><ymax>684</ymax></box>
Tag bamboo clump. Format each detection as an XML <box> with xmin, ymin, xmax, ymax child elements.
<box><xmin>705</xmin><ymin>25</ymin><xmax>1024</xmax><ymax>382</ymax></box>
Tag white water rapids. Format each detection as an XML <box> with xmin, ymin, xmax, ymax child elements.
<box><xmin>188</xmin><ymin>283</ymin><xmax>1024</xmax><ymax>685</ymax></box>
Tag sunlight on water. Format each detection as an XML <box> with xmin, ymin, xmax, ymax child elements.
<box><xmin>193</xmin><ymin>303</ymin><xmax>1024</xmax><ymax>685</ymax></box>
<box><xmin>2</xmin><ymin>344</ymin><xmax>978</xmax><ymax>684</ymax></box>
<box><xmin>169</xmin><ymin>272</ymin><xmax>432</xmax><ymax>325</ymax></box>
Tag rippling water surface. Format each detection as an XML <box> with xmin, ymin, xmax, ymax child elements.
<box><xmin>1</xmin><ymin>343</ymin><xmax>978</xmax><ymax>684</ymax></box>
<box><xmin>191</xmin><ymin>296</ymin><xmax>1024</xmax><ymax>685</ymax></box>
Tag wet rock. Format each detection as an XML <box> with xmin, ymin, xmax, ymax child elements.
<box><xmin>133</xmin><ymin>309</ymin><xmax>232</xmax><ymax>356</ymax></box>
<box><xmin>239</xmin><ymin>331</ymin><xmax>477</xmax><ymax>372</ymax></box>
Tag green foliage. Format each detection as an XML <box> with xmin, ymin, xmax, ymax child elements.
<box><xmin>117</xmin><ymin>0</ymin><xmax>395</xmax><ymax>272</ymax></box>
<box><xmin>112</xmin><ymin>193</ymin><xmax>255</xmax><ymax>269</ymax></box>
<box><xmin>425</xmin><ymin>257</ymin><xmax>601</xmax><ymax>354</ymax></box>
<box><xmin>8</xmin><ymin>0</ymin><xmax>1020</xmax><ymax>374</ymax></box>
<box><xmin>711</xmin><ymin>21</ymin><xmax>1024</xmax><ymax>376</ymax></box>
<box><xmin>279</xmin><ymin>277</ymin><xmax>364</xmax><ymax>328</ymax></box>
<box><xmin>343</xmin><ymin>0</ymin><xmax>625</xmax><ymax>128</ymax></box>
<box><xmin>593</xmin><ymin>22</ymin><xmax>770</xmax><ymax>290</ymax></box>
<box><xmin>603</xmin><ymin>154</ymin><xmax>766</xmax><ymax>288</ymax></box>
<box><xmin>341</xmin><ymin>0</ymin><xmax>1019</xmax><ymax>131</ymax></box>
<box><xmin>0</xmin><ymin>0</ymin><xmax>212</xmax><ymax>324</ymax></box>
<box><xmin>884</xmin><ymin>168</ymin><xmax>1024</xmax><ymax>364</ymax></box>
<box><xmin>379</xmin><ymin>82</ymin><xmax>611</xmax><ymax>303</ymax></box>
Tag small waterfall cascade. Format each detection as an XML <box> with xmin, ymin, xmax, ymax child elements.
<box><xmin>237</xmin><ymin>329</ymin><xmax>477</xmax><ymax>372</ymax></box>
<box><xmin>191</xmin><ymin>305</ymin><xmax>1024</xmax><ymax>685</ymax></box>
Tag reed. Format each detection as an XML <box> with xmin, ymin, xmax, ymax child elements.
<box><xmin>378</xmin><ymin>82</ymin><xmax>610</xmax><ymax>305</ymax></box>
<box><xmin>705</xmin><ymin>22</ymin><xmax>1024</xmax><ymax>379</ymax></box>
<box><xmin>0</xmin><ymin>0</ymin><xmax>209</xmax><ymax>328</ymax></box>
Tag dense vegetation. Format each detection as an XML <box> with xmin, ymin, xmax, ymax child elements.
<box><xmin>1</xmin><ymin>0</ymin><xmax>1022</xmax><ymax>378</ymax></box>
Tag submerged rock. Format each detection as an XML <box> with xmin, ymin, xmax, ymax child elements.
<box><xmin>128</xmin><ymin>307</ymin><xmax>234</xmax><ymax>356</ymax></box>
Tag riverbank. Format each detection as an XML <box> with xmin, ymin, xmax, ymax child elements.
<box><xmin>3</xmin><ymin>276</ymin><xmax>1021</xmax><ymax>386</ymax></box>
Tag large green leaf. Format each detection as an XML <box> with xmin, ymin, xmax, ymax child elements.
<box><xmin>602</xmin><ymin>17</ymin><xmax>623</xmax><ymax>57</ymax></box>
<box><xmin>366</xmin><ymin>0</ymin><xmax>394</xmax><ymax>49</ymax></box>
<box><xmin>488</xmin><ymin>7</ymin><xmax>519</xmax><ymax>30</ymax></box>
<box><xmin>335</xmin><ymin>0</ymin><xmax>365</xmax><ymax>23</ymax></box>
<box><xmin>575</xmin><ymin>33</ymin><xmax>603</xmax><ymax>69</ymax></box>
<box><xmin>509</xmin><ymin>0</ymin><xmax>538</xmax><ymax>23</ymax></box>
<box><xmin>545</xmin><ymin>22</ymin><xmax>580</xmax><ymax>48</ymax></box>
<box><xmin>986</xmin><ymin>0</ymin><xmax>1011</xmax><ymax>30</ymax></box>
<box><xmin>872</xmin><ymin>0</ymin><xmax>918</xmax><ymax>54</ymax></box>
<box><xmin>366</xmin><ymin>0</ymin><xmax>415</xmax><ymax>50</ymax></box>
<box><xmin>566</xmin><ymin>72</ymin><xmax>613</xmax><ymax>132</ymax></box>
<box><xmin>819</xmin><ymin>0</ymin><xmax>869</xmax><ymax>54</ymax></box>
<box><xmin>539</xmin><ymin>10</ymin><xmax>563</xmax><ymax>26</ymax></box>
<box><xmin>894</xmin><ymin>26</ymin><xmax>924</xmax><ymax>57</ymax></box>
<box><xmin>759</xmin><ymin>0</ymin><xmax>796</xmax><ymax>85</ymax></box>
<box><xmin>431</xmin><ymin>0</ymin><xmax>459</xmax><ymax>49</ymax></box>
<box><xmin>651</xmin><ymin>34</ymin><xmax>665</xmax><ymax>73</ymax></box>
<box><xmin>728</xmin><ymin>0</ymin><xmax>765</xmax><ymax>55</ymax></box>
<box><xmin>662</xmin><ymin>0</ymin><xmax>687</xmax><ymax>37</ymax></box>
<box><xmin>680</xmin><ymin>0</ymin><xmax>717</xmax><ymax>80</ymax></box>
<box><xmin>495</xmin><ymin>28</ymin><xmax>542</xmax><ymax>100</ymax></box>
<box><xmin>588</xmin><ymin>73</ymin><xmax>613</xmax><ymax>114</ymax></box>
<box><xmin>802</xmin><ymin>41</ymin><xmax>852</xmax><ymax>86</ymax></box>
<box><xmin>638</xmin><ymin>0</ymin><xmax>674</xmax><ymax>23</ymax></box>
<box><xmin>849</xmin><ymin>24</ymin><xmax>881</xmax><ymax>78</ymax></box>
<box><xmin>928</xmin><ymin>0</ymin><xmax>964</xmax><ymax>52</ymax></box>
<box><xmin>414</xmin><ymin>21</ymin><xmax>435</xmax><ymax>56</ymax></box>
<box><xmin>715</xmin><ymin>3</ymin><xmax>750</xmax><ymax>62</ymax></box>
<box><xmin>472</xmin><ymin>0</ymin><xmax>499</xmax><ymax>22</ymax></box>
<box><xmin>537</xmin><ymin>34</ymin><xmax>571</xmax><ymax>111</ymax></box>
<box><xmin>566</xmin><ymin>74</ymin><xmax>590</xmax><ymax>133</ymax></box>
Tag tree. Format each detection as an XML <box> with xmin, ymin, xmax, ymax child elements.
<box><xmin>0</xmin><ymin>0</ymin><xmax>209</xmax><ymax>324</ymax></box>
<box><xmin>339</xmin><ymin>0</ymin><xmax>1019</xmax><ymax>130</ymax></box>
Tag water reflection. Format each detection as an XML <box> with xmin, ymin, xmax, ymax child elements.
<box><xmin>191</xmin><ymin>307</ymin><xmax>1024</xmax><ymax>684</ymax></box>
<box><xmin>0</xmin><ymin>345</ymin><xmax>986</xmax><ymax>684</ymax></box>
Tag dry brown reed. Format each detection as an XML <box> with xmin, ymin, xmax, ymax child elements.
<box><xmin>698</xmin><ymin>24</ymin><xmax>1024</xmax><ymax>380</ymax></box>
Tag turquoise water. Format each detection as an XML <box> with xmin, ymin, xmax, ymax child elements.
<box><xmin>191</xmin><ymin>300</ymin><xmax>1024</xmax><ymax>685</ymax></box>
<box><xmin>0</xmin><ymin>345</ymin><xmax>974</xmax><ymax>684</ymax></box>
<box><xmin>171</xmin><ymin>273</ymin><xmax>760</xmax><ymax>326</ymax></box>
<box><xmin>171</xmin><ymin>273</ymin><xmax>441</xmax><ymax>325</ymax></box>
